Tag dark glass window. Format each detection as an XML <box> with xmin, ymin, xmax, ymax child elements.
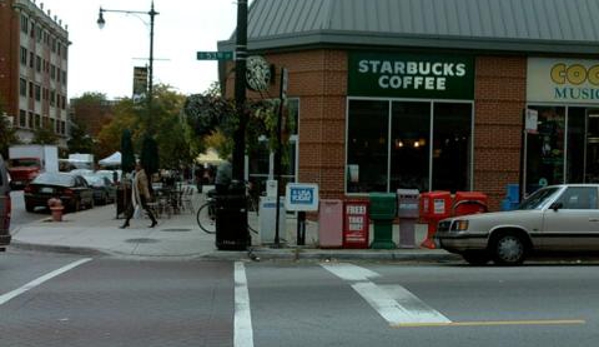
<box><xmin>19</xmin><ymin>110</ymin><xmax>27</xmax><ymax>127</ymax></box>
<box><xmin>390</xmin><ymin>102</ymin><xmax>431</xmax><ymax>192</ymax></box>
<box><xmin>20</xmin><ymin>14</ymin><xmax>28</xmax><ymax>33</ymax></box>
<box><xmin>567</xmin><ymin>107</ymin><xmax>585</xmax><ymax>183</ymax></box>
<box><xmin>19</xmin><ymin>78</ymin><xmax>27</xmax><ymax>96</ymax></box>
<box><xmin>35</xmin><ymin>55</ymin><xmax>41</xmax><ymax>72</ymax></box>
<box><xmin>432</xmin><ymin>103</ymin><xmax>472</xmax><ymax>192</ymax></box>
<box><xmin>347</xmin><ymin>100</ymin><xmax>389</xmax><ymax>193</ymax></box>
<box><xmin>525</xmin><ymin>106</ymin><xmax>566</xmax><ymax>194</ymax></box>
<box><xmin>28</xmin><ymin>112</ymin><xmax>34</xmax><ymax>129</ymax></box>
<box><xmin>20</xmin><ymin>46</ymin><xmax>27</xmax><ymax>65</ymax></box>
<box><xmin>34</xmin><ymin>84</ymin><xmax>41</xmax><ymax>101</ymax></box>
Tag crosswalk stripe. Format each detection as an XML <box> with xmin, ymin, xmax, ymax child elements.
<box><xmin>234</xmin><ymin>262</ymin><xmax>254</xmax><ymax>347</ymax></box>
<box><xmin>322</xmin><ymin>263</ymin><xmax>451</xmax><ymax>326</ymax></box>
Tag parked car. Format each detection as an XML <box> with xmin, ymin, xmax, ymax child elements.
<box><xmin>95</xmin><ymin>169</ymin><xmax>122</xmax><ymax>184</ymax></box>
<box><xmin>24</xmin><ymin>172</ymin><xmax>94</xmax><ymax>212</ymax></box>
<box><xmin>435</xmin><ymin>184</ymin><xmax>599</xmax><ymax>265</ymax></box>
<box><xmin>0</xmin><ymin>155</ymin><xmax>12</xmax><ymax>251</ymax></box>
<box><xmin>83</xmin><ymin>174</ymin><xmax>117</xmax><ymax>205</ymax></box>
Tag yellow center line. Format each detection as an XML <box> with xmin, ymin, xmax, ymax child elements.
<box><xmin>392</xmin><ymin>319</ymin><xmax>586</xmax><ymax>328</ymax></box>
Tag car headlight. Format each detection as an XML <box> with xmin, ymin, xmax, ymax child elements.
<box><xmin>451</xmin><ymin>219</ymin><xmax>469</xmax><ymax>231</ymax></box>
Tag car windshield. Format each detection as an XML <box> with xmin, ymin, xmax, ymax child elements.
<box><xmin>518</xmin><ymin>187</ymin><xmax>561</xmax><ymax>210</ymax></box>
<box><xmin>32</xmin><ymin>173</ymin><xmax>74</xmax><ymax>186</ymax></box>
<box><xmin>9</xmin><ymin>158</ymin><xmax>39</xmax><ymax>167</ymax></box>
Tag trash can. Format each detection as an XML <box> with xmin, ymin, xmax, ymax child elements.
<box><xmin>397</xmin><ymin>189</ymin><xmax>419</xmax><ymax>249</ymax></box>
<box><xmin>453</xmin><ymin>191</ymin><xmax>488</xmax><ymax>216</ymax></box>
<box><xmin>343</xmin><ymin>200</ymin><xmax>369</xmax><ymax>249</ymax></box>
<box><xmin>369</xmin><ymin>193</ymin><xmax>396</xmax><ymax>249</ymax></box>
<box><xmin>215</xmin><ymin>192</ymin><xmax>250</xmax><ymax>251</ymax></box>
<box><xmin>318</xmin><ymin>199</ymin><xmax>343</xmax><ymax>248</ymax></box>
<box><xmin>258</xmin><ymin>196</ymin><xmax>286</xmax><ymax>244</ymax></box>
<box><xmin>419</xmin><ymin>191</ymin><xmax>451</xmax><ymax>249</ymax></box>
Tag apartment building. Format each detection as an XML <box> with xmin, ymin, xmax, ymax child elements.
<box><xmin>0</xmin><ymin>0</ymin><xmax>69</xmax><ymax>147</ymax></box>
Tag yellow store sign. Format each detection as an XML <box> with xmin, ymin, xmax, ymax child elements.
<box><xmin>528</xmin><ymin>58</ymin><xmax>599</xmax><ymax>103</ymax></box>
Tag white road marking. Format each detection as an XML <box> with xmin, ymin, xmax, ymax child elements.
<box><xmin>234</xmin><ymin>262</ymin><xmax>254</xmax><ymax>347</ymax></box>
<box><xmin>0</xmin><ymin>258</ymin><xmax>93</xmax><ymax>306</ymax></box>
<box><xmin>320</xmin><ymin>263</ymin><xmax>380</xmax><ymax>281</ymax></box>
<box><xmin>322</xmin><ymin>263</ymin><xmax>451</xmax><ymax>326</ymax></box>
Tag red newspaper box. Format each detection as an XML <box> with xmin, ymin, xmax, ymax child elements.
<box><xmin>453</xmin><ymin>191</ymin><xmax>488</xmax><ymax>216</ymax></box>
<box><xmin>343</xmin><ymin>200</ymin><xmax>369</xmax><ymax>249</ymax></box>
<box><xmin>419</xmin><ymin>191</ymin><xmax>451</xmax><ymax>249</ymax></box>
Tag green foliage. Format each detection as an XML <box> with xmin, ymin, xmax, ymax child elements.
<box><xmin>32</xmin><ymin>122</ymin><xmax>59</xmax><ymax>145</ymax></box>
<box><xmin>0</xmin><ymin>114</ymin><xmax>19</xmax><ymax>158</ymax></box>
<box><xmin>67</xmin><ymin>117</ymin><xmax>94</xmax><ymax>154</ymax></box>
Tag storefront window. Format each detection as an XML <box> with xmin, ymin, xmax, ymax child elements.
<box><xmin>432</xmin><ymin>103</ymin><xmax>472</xmax><ymax>192</ymax></box>
<box><xmin>566</xmin><ymin>107</ymin><xmax>586</xmax><ymax>183</ymax></box>
<box><xmin>525</xmin><ymin>106</ymin><xmax>566</xmax><ymax>193</ymax></box>
<box><xmin>390</xmin><ymin>102</ymin><xmax>430</xmax><ymax>192</ymax></box>
<box><xmin>347</xmin><ymin>100</ymin><xmax>389</xmax><ymax>192</ymax></box>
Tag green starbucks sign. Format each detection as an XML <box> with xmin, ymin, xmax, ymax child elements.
<box><xmin>348</xmin><ymin>52</ymin><xmax>475</xmax><ymax>99</ymax></box>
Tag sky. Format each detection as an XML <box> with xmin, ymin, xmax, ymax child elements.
<box><xmin>38</xmin><ymin>0</ymin><xmax>250</xmax><ymax>100</ymax></box>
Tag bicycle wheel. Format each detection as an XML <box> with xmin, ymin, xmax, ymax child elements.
<box><xmin>196</xmin><ymin>202</ymin><xmax>216</xmax><ymax>234</ymax></box>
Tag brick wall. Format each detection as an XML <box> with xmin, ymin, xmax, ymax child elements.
<box><xmin>474</xmin><ymin>56</ymin><xmax>527</xmax><ymax>210</ymax></box>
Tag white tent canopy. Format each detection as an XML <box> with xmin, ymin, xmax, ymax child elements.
<box><xmin>98</xmin><ymin>151</ymin><xmax>122</xmax><ymax>167</ymax></box>
<box><xmin>195</xmin><ymin>148</ymin><xmax>224</xmax><ymax>165</ymax></box>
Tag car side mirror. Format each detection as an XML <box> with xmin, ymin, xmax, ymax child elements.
<box><xmin>550</xmin><ymin>202</ymin><xmax>563</xmax><ymax>211</ymax></box>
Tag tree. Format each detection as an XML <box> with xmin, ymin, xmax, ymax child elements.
<box><xmin>32</xmin><ymin>122</ymin><xmax>59</xmax><ymax>145</ymax></box>
<box><xmin>0</xmin><ymin>112</ymin><xmax>19</xmax><ymax>159</ymax></box>
<box><xmin>67</xmin><ymin>117</ymin><xmax>94</xmax><ymax>154</ymax></box>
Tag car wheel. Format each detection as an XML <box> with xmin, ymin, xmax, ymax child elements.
<box><xmin>25</xmin><ymin>201</ymin><xmax>35</xmax><ymax>212</ymax></box>
<box><xmin>492</xmin><ymin>233</ymin><xmax>526</xmax><ymax>265</ymax></box>
<box><xmin>462</xmin><ymin>251</ymin><xmax>490</xmax><ymax>265</ymax></box>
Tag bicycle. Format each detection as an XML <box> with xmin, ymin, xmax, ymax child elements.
<box><xmin>196</xmin><ymin>189</ymin><xmax>259</xmax><ymax>235</ymax></box>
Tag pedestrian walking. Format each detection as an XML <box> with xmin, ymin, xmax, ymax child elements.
<box><xmin>120</xmin><ymin>162</ymin><xmax>157</xmax><ymax>228</ymax></box>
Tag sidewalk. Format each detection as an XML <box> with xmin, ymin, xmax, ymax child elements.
<box><xmin>10</xmin><ymin>187</ymin><xmax>459</xmax><ymax>262</ymax></box>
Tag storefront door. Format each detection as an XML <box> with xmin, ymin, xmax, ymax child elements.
<box><xmin>585</xmin><ymin>110</ymin><xmax>599</xmax><ymax>183</ymax></box>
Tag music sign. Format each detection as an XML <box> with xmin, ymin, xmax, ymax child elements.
<box><xmin>285</xmin><ymin>183</ymin><xmax>319</xmax><ymax>211</ymax></box>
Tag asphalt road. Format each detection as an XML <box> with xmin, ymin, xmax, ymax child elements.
<box><xmin>1</xmin><ymin>251</ymin><xmax>598</xmax><ymax>347</ymax></box>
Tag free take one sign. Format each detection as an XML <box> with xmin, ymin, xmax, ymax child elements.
<box><xmin>348</xmin><ymin>52</ymin><xmax>475</xmax><ymax>99</ymax></box>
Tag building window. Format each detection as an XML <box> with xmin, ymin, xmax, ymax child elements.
<box><xmin>20</xmin><ymin>14</ymin><xmax>28</xmax><ymax>33</ymax></box>
<box><xmin>28</xmin><ymin>112</ymin><xmax>34</xmax><ymax>129</ymax></box>
<box><xmin>56</xmin><ymin>69</ymin><xmax>61</xmax><ymax>83</ymax></box>
<box><xmin>34</xmin><ymin>84</ymin><xmax>41</xmax><ymax>101</ymax></box>
<box><xmin>61</xmin><ymin>95</ymin><xmax>67</xmax><ymax>110</ymax></box>
<box><xmin>50</xmin><ymin>65</ymin><xmax>56</xmax><ymax>79</ymax></box>
<box><xmin>36</xmin><ymin>25</ymin><xmax>42</xmax><ymax>42</ymax></box>
<box><xmin>35</xmin><ymin>55</ymin><xmax>41</xmax><ymax>73</ymax></box>
<box><xmin>19</xmin><ymin>110</ymin><xmax>27</xmax><ymax>128</ymax></box>
<box><xmin>20</xmin><ymin>46</ymin><xmax>27</xmax><ymax>65</ymax></box>
<box><xmin>347</xmin><ymin>100</ymin><xmax>390</xmax><ymax>193</ymax></box>
<box><xmin>19</xmin><ymin>78</ymin><xmax>27</xmax><ymax>96</ymax></box>
<box><xmin>28</xmin><ymin>82</ymin><xmax>33</xmax><ymax>98</ymax></box>
<box><xmin>50</xmin><ymin>90</ymin><xmax>56</xmax><ymax>107</ymax></box>
<box><xmin>346</xmin><ymin>99</ymin><xmax>473</xmax><ymax>194</ymax></box>
<box><xmin>61</xmin><ymin>121</ymin><xmax>66</xmax><ymax>134</ymax></box>
<box><xmin>29</xmin><ymin>52</ymin><xmax>34</xmax><ymax>68</ymax></box>
<box><xmin>35</xmin><ymin>113</ymin><xmax>41</xmax><ymax>129</ymax></box>
<box><xmin>29</xmin><ymin>21</ymin><xmax>35</xmax><ymax>38</ymax></box>
<box><xmin>51</xmin><ymin>38</ymin><xmax>56</xmax><ymax>53</ymax></box>
<box><xmin>62</xmin><ymin>70</ymin><xmax>67</xmax><ymax>85</ymax></box>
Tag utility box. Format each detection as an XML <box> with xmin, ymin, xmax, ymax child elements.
<box><xmin>258</xmin><ymin>196</ymin><xmax>286</xmax><ymax>244</ymax></box>
<box><xmin>397</xmin><ymin>189</ymin><xmax>419</xmax><ymax>248</ymax></box>
<box><xmin>318</xmin><ymin>199</ymin><xmax>343</xmax><ymax>248</ymax></box>
<box><xmin>343</xmin><ymin>200</ymin><xmax>369</xmax><ymax>249</ymax></box>
<box><xmin>369</xmin><ymin>193</ymin><xmax>396</xmax><ymax>249</ymax></box>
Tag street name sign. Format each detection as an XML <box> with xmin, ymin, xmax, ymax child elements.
<box><xmin>196</xmin><ymin>51</ymin><xmax>234</xmax><ymax>61</ymax></box>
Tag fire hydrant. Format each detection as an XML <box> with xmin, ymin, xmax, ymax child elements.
<box><xmin>48</xmin><ymin>198</ymin><xmax>64</xmax><ymax>222</ymax></box>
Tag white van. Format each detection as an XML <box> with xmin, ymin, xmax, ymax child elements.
<box><xmin>0</xmin><ymin>154</ymin><xmax>12</xmax><ymax>251</ymax></box>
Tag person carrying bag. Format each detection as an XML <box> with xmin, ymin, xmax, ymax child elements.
<box><xmin>120</xmin><ymin>162</ymin><xmax>157</xmax><ymax>229</ymax></box>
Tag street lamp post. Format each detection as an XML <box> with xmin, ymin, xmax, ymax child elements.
<box><xmin>97</xmin><ymin>1</ymin><xmax>158</xmax><ymax>133</ymax></box>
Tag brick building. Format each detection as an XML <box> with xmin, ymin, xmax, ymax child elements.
<box><xmin>0</xmin><ymin>0</ymin><xmax>69</xmax><ymax>147</ymax></box>
<box><xmin>219</xmin><ymin>0</ymin><xmax>599</xmax><ymax>210</ymax></box>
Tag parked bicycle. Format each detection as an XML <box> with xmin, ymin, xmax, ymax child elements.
<box><xmin>196</xmin><ymin>183</ymin><xmax>259</xmax><ymax>235</ymax></box>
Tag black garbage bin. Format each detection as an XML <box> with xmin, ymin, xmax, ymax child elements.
<box><xmin>215</xmin><ymin>190</ymin><xmax>250</xmax><ymax>251</ymax></box>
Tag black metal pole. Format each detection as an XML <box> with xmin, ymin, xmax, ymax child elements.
<box><xmin>519</xmin><ymin>109</ymin><xmax>525</xmax><ymax>203</ymax></box>
<box><xmin>148</xmin><ymin>0</ymin><xmax>157</xmax><ymax>134</ymax></box>
<box><xmin>274</xmin><ymin>68</ymin><xmax>286</xmax><ymax>246</ymax></box>
<box><xmin>233</xmin><ymin>0</ymin><xmax>247</xmax><ymax>182</ymax></box>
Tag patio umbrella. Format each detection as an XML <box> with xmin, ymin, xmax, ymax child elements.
<box><xmin>120</xmin><ymin>129</ymin><xmax>135</xmax><ymax>174</ymax></box>
<box><xmin>140</xmin><ymin>133</ymin><xmax>159</xmax><ymax>176</ymax></box>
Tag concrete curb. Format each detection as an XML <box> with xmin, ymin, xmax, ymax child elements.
<box><xmin>11</xmin><ymin>241</ymin><xmax>111</xmax><ymax>257</ymax></box>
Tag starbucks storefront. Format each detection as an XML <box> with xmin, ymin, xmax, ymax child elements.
<box><xmin>346</xmin><ymin>52</ymin><xmax>475</xmax><ymax>195</ymax></box>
